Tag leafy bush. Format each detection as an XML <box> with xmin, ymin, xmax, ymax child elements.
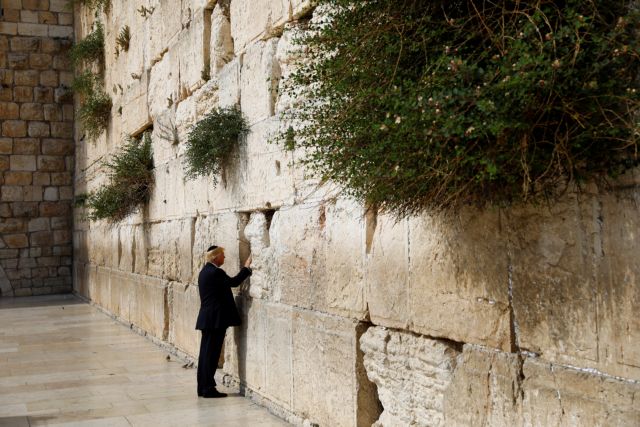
<box><xmin>183</xmin><ymin>107</ymin><xmax>249</xmax><ymax>183</ymax></box>
<box><xmin>116</xmin><ymin>25</ymin><xmax>131</xmax><ymax>53</ymax></box>
<box><xmin>69</xmin><ymin>21</ymin><xmax>104</xmax><ymax>67</ymax></box>
<box><xmin>280</xmin><ymin>0</ymin><xmax>640</xmax><ymax>215</ymax></box>
<box><xmin>71</xmin><ymin>70</ymin><xmax>99</xmax><ymax>96</ymax></box>
<box><xmin>78</xmin><ymin>89</ymin><xmax>112</xmax><ymax>140</ymax></box>
<box><xmin>86</xmin><ymin>133</ymin><xmax>154</xmax><ymax>221</ymax></box>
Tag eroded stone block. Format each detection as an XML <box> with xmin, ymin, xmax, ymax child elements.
<box><xmin>361</xmin><ymin>326</ymin><xmax>460</xmax><ymax>427</ymax></box>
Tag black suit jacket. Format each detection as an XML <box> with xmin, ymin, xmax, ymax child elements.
<box><xmin>195</xmin><ymin>263</ymin><xmax>252</xmax><ymax>330</ymax></box>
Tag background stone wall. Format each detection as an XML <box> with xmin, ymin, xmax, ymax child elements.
<box><xmin>72</xmin><ymin>1</ymin><xmax>640</xmax><ymax>426</ymax></box>
<box><xmin>0</xmin><ymin>0</ymin><xmax>74</xmax><ymax>297</ymax></box>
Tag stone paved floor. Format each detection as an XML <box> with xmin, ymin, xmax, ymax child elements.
<box><xmin>0</xmin><ymin>294</ymin><xmax>290</xmax><ymax>427</ymax></box>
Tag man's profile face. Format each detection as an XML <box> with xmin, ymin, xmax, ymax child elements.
<box><xmin>215</xmin><ymin>252</ymin><xmax>225</xmax><ymax>266</ymax></box>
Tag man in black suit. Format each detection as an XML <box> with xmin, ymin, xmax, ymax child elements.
<box><xmin>196</xmin><ymin>245</ymin><xmax>252</xmax><ymax>398</ymax></box>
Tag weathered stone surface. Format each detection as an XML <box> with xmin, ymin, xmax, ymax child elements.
<box><xmin>147</xmin><ymin>50</ymin><xmax>178</xmax><ymax>120</ymax></box>
<box><xmin>443</xmin><ymin>345</ymin><xmax>523</xmax><ymax>426</ymax></box>
<box><xmin>217</xmin><ymin>56</ymin><xmax>241</xmax><ymax>108</ymax></box>
<box><xmin>442</xmin><ymin>344</ymin><xmax>640</xmax><ymax>426</ymax></box>
<box><xmin>408</xmin><ymin>210</ymin><xmax>512</xmax><ymax>351</ymax></box>
<box><xmin>175</xmin><ymin>8</ymin><xmax>211</xmax><ymax>94</ymax></box>
<box><xmin>291</xmin><ymin>309</ymin><xmax>361</xmax><ymax>427</ymax></box>
<box><xmin>267</xmin><ymin>203</ymin><xmax>323</xmax><ymax>307</ymax></box>
<box><xmin>169</xmin><ymin>281</ymin><xmax>200</xmax><ymax>356</ymax></box>
<box><xmin>121</xmin><ymin>71</ymin><xmax>150</xmax><ymax>136</ymax></box>
<box><xmin>520</xmin><ymin>357</ymin><xmax>640</xmax><ymax>426</ymax></box>
<box><xmin>240</xmin><ymin>38</ymin><xmax>280</xmax><ymax>125</ymax></box>
<box><xmin>210</xmin><ymin>3</ymin><xmax>234</xmax><ymax>73</ymax></box>
<box><xmin>361</xmin><ymin>327</ymin><xmax>461</xmax><ymax>427</ymax></box>
<box><xmin>505</xmin><ymin>190</ymin><xmax>640</xmax><ymax>380</ymax></box>
<box><xmin>146</xmin><ymin>218</ymin><xmax>194</xmax><ymax>283</ymax></box>
<box><xmin>230</xmin><ymin>0</ymin><xmax>287</xmax><ymax>53</ymax></box>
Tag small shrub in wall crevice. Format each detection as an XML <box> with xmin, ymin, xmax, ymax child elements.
<box><xmin>115</xmin><ymin>25</ymin><xmax>131</xmax><ymax>55</ymax></box>
<box><xmin>69</xmin><ymin>21</ymin><xmax>105</xmax><ymax>67</ymax></box>
<box><xmin>78</xmin><ymin>89</ymin><xmax>112</xmax><ymax>141</ymax></box>
<box><xmin>87</xmin><ymin>133</ymin><xmax>154</xmax><ymax>222</ymax></box>
<box><xmin>183</xmin><ymin>107</ymin><xmax>250</xmax><ymax>184</ymax></box>
<box><xmin>279</xmin><ymin>0</ymin><xmax>640</xmax><ymax>216</ymax></box>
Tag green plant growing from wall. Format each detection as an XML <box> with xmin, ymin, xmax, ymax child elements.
<box><xmin>78</xmin><ymin>89</ymin><xmax>112</xmax><ymax>140</ymax></box>
<box><xmin>71</xmin><ymin>70</ymin><xmax>99</xmax><ymax>96</ymax></box>
<box><xmin>86</xmin><ymin>133</ymin><xmax>154</xmax><ymax>222</ymax></box>
<box><xmin>183</xmin><ymin>107</ymin><xmax>249</xmax><ymax>184</ymax></box>
<box><xmin>279</xmin><ymin>0</ymin><xmax>640</xmax><ymax>215</ymax></box>
<box><xmin>69</xmin><ymin>21</ymin><xmax>112</xmax><ymax>140</ymax></box>
<box><xmin>69</xmin><ymin>21</ymin><xmax>105</xmax><ymax>67</ymax></box>
<box><xmin>115</xmin><ymin>25</ymin><xmax>131</xmax><ymax>54</ymax></box>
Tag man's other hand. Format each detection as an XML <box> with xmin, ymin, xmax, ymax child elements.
<box><xmin>244</xmin><ymin>255</ymin><xmax>252</xmax><ymax>268</ymax></box>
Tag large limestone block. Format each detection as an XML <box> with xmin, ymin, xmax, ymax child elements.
<box><xmin>205</xmin><ymin>148</ymin><xmax>247</xmax><ymax>212</ymax></box>
<box><xmin>225</xmin><ymin>296</ymin><xmax>267</xmax><ymax>391</ymax></box>
<box><xmin>210</xmin><ymin>3</ymin><xmax>234</xmax><ymax>74</ymax></box>
<box><xmin>108</xmin><ymin>269</ymin><xmax>134</xmax><ymax>320</ymax></box>
<box><xmin>104</xmin><ymin>1</ymin><xmax>146</xmax><ymax>86</ymax></box>
<box><xmin>268</xmin><ymin>203</ymin><xmax>324</xmax><ymax>308</ymax></box>
<box><xmin>361</xmin><ymin>327</ymin><xmax>461</xmax><ymax>427</ymax></box>
<box><xmin>218</xmin><ymin>56</ymin><xmax>241</xmax><ymax>108</ymax></box>
<box><xmin>244</xmin><ymin>211</ymin><xmax>272</xmax><ymax>299</ymax></box>
<box><xmin>87</xmin><ymin>225</ymin><xmax>119</xmax><ymax>268</ymax></box>
<box><xmin>243</xmin><ymin>119</ymin><xmax>295</xmax><ymax>208</ymax></box>
<box><xmin>230</xmin><ymin>0</ymin><xmax>288</xmax><ymax>53</ymax></box>
<box><xmin>443</xmin><ymin>345</ymin><xmax>523</xmax><ymax>426</ymax></box>
<box><xmin>174</xmin><ymin>95</ymin><xmax>196</xmax><ymax>146</ymax></box>
<box><xmin>73</xmin><ymin>261</ymin><xmax>92</xmax><ymax>298</ymax></box>
<box><xmin>182</xmin><ymin>174</ymin><xmax>212</xmax><ymax>217</ymax></box>
<box><xmin>148</xmin><ymin>50</ymin><xmax>179</xmax><ymax>120</ymax></box>
<box><xmin>147</xmin><ymin>160</ymin><xmax>185</xmax><ymax>221</ymax></box>
<box><xmin>275</xmin><ymin>23</ymin><xmax>306</xmax><ymax>114</ymax></box>
<box><xmin>597</xmin><ymin>190</ymin><xmax>640</xmax><ymax>380</ymax></box>
<box><xmin>521</xmin><ymin>358</ymin><xmax>640</xmax><ymax>426</ymax></box>
<box><xmin>146</xmin><ymin>0</ymin><xmax>185</xmax><ymax>63</ymax></box>
<box><xmin>118</xmin><ymin>225</ymin><xmax>135</xmax><ymax>272</ymax></box>
<box><xmin>240</xmin><ymin>38</ymin><xmax>281</xmax><ymax>125</ymax></box>
<box><xmin>408</xmin><ymin>209</ymin><xmax>512</xmax><ymax>351</ymax></box>
<box><xmin>322</xmin><ymin>198</ymin><xmax>366</xmax><ymax>317</ymax></box>
<box><xmin>175</xmin><ymin>8</ymin><xmax>212</xmax><ymax>94</ymax></box>
<box><xmin>150</xmin><ymin>110</ymin><xmax>179</xmax><ymax>165</ymax></box>
<box><xmin>94</xmin><ymin>266</ymin><xmax>112</xmax><ymax>310</ymax></box>
<box><xmin>145</xmin><ymin>218</ymin><xmax>194</xmax><ymax>283</ymax></box>
<box><xmin>73</xmin><ymin>230</ymin><xmax>89</xmax><ymax>263</ymax></box>
<box><xmin>169</xmin><ymin>281</ymin><xmax>200</xmax><ymax>356</ymax></box>
<box><xmin>132</xmin><ymin>224</ymin><xmax>149</xmax><ymax>275</ymax></box>
<box><xmin>128</xmin><ymin>273</ymin><xmax>168</xmax><ymax>339</ymax></box>
<box><xmin>292</xmin><ymin>309</ymin><xmax>361</xmax><ymax>427</ymax></box>
<box><xmin>264</xmin><ymin>302</ymin><xmax>293</xmax><ymax>406</ymax></box>
<box><xmin>121</xmin><ymin>70</ymin><xmax>151</xmax><ymax>137</ymax></box>
<box><xmin>365</xmin><ymin>213</ymin><xmax>410</xmax><ymax>329</ymax></box>
<box><xmin>507</xmin><ymin>197</ymin><xmax>600</xmax><ymax>362</ymax></box>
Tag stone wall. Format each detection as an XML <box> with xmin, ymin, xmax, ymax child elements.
<box><xmin>72</xmin><ymin>1</ymin><xmax>640</xmax><ymax>426</ymax></box>
<box><xmin>0</xmin><ymin>0</ymin><xmax>74</xmax><ymax>297</ymax></box>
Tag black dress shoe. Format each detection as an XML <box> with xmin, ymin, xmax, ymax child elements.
<box><xmin>201</xmin><ymin>389</ymin><xmax>227</xmax><ymax>398</ymax></box>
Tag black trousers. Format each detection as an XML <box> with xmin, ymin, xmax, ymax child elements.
<box><xmin>197</xmin><ymin>327</ymin><xmax>227</xmax><ymax>394</ymax></box>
